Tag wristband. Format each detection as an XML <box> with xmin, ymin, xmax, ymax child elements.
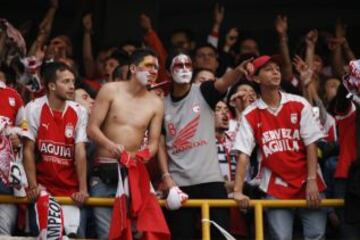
<box><xmin>306</xmin><ymin>176</ymin><xmax>316</xmax><ymax>181</ymax></box>
<box><xmin>161</xmin><ymin>172</ymin><xmax>170</xmax><ymax>179</ymax></box>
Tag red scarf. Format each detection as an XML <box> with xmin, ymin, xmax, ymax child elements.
<box><xmin>109</xmin><ymin>149</ymin><xmax>170</xmax><ymax>240</ymax></box>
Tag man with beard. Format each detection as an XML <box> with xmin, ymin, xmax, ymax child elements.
<box><xmin>23</xmin><ymin>62</ymin><xmax>89</xmax><ymax>237</ymax></box>
<box><xmin>158</xmin><ymin>50</ymin><xmax>253</xmax><ymax>239</ymax></box>
<box><xmin>87</xmin><ymin>48</ymin><xmax>169</xmax><ymax>239</ymax></box>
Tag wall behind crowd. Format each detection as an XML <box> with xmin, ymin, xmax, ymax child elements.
<box><xmin>1</xmin><ymin>0</ymin><xmax>359</xmax><ymax>61</ymax></box>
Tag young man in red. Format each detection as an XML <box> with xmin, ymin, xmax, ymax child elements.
<box><xmin>23</xmin><ymin>62</ymin><xmax>88</xmax><ymax>236</ymax></box>
<box><xmin>0</xmin><ymin>73</ymin><xmax>27</xmax><ymax>235</ymax></box>
<box><xmin>233</xmin><ymin>56</ymin><xmax>327</xmax><ymax>240</ymax></box>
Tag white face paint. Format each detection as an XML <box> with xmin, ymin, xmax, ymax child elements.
<box><xmin>171</xmin><ymin>54</ymin><xmax>193</xmax><ymax>84</ymax></box>
<box><xmin>136</xmin><ymin>70</ymin><xmax>150</xmax><ymax>86</ymax></box>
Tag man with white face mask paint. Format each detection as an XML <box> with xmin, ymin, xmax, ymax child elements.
<box><xmin>87</xmin><ymin>48</ymin><xmax>168</xmax><ymax>239</ymax></box>
<box><xmin>158</xmin><ymin>50</ymin><xmax>254</xmax><ymax>240</ymax></box>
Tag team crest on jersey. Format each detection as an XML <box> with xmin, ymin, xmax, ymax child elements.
<box><xmin>8</xmin><ymin>97</ymin><xmax>15</xmax><ymax>107</ymax></box>
<box><xmin>290</xmin><ymin>113</ymin><xmax>298</xmax><ymax>124</ymax></box>
<box><xmin>65</xmin><ymin>124</ymin><xmax>74</xmax><ymax>138</ymax></box>
<box><xmin>192</xmin><ymin>104</ymin><xmax>200</xmax><ymax>113</ymax></box>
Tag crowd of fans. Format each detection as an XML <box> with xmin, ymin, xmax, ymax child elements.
<box><xmin>0</xmin><ymin>1</ymin><xmax>360</xmax><ymax>239</ymax></box>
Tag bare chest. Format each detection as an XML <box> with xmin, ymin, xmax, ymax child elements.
<box><xmin>107</xmin><ymin>97</ymin><xmax>153</xmax><ymax>130</ymax></box>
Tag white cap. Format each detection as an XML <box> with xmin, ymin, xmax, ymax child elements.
<box><xmin>165</xmin><ymin>186</ymin><xmax>188</xmax><ymax>210</ymax></box>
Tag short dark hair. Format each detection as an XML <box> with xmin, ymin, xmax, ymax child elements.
<box><xmin>226</xmin><ymin>80</ymin><xmax>258</xmax><ymax>117</ymax></box>
<box><xmin>129</xmin><ymin>48</ymin><xmax>157</xmax><ymax>66</ymax></box>
<box><xmin>165</xmin><ymin>48</ymin><xmax>191</xmax><ymax>71</ymax></box>
<box><xmin>191</xmin><ymin>67</ymin><xmax>214</xmax><ymax>83</ymax></box>
<box><xmin>193</xmin><ymin>43</ymin><xmax>218</xmax><ymax>58</ymax></box>
<box><xmin>170</xmin><ymin>29</ymin><xmax>194</xmax><ymax>42</ymax></box>
<box><xmin>41</xmin><ymin>61</ymin><xmax>76</xmax><ymax>90</ymax></box>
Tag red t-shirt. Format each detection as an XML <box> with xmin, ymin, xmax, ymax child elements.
<box><xmin>233</xmin><ymin>92</ymin><xmax>326</xmax><ymax>199</ymax></box>
<box><xmin>335</xmin><ymin>102</ymin><xmax>357</xmax><ymax>178</ymax></box>
<box><xmin>24</xmin><ymin>96</ymin><xmax>88</xmax><ymax>196</ymax></box>
<box><xmin>0</xmin><ymin>82</ymin><xmax>26</xmax><ymax>128</ymax></box>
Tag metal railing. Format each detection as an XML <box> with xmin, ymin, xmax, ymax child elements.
<box><xmin>0</xmin><ymin>195</ymin><xmax>344</xmax><ymax>240</ymax></box>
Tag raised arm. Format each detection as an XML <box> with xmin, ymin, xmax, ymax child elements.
<box><xmin>87</xmin><ymin>83</ymin><xmax>122</xmax><ymax>156</ymax></box>
<box><xmin>28</xmin><ymin>0</ymin><xmax>58</xmax><ymax>56</ymax></box>
<box><xmin>304</xmin><ymin>29</ymin><xmax>318</xmax><ymax>69</ymax></box>
<box><xmin>214</xmin><ymin>58</ymin><xmax>253</xmax><ymax>93</ymax></box>
<box><xmin>140</xmin><ymin>14</ymin><xmax>168</xmax><ymax>82</ymax></box>
<box><xmin>275</xmin><ymin>15</ymin><xmax>293</xmax><ymax>81</ymax></box>
<box><xmin>207</xmin><ymin>3</ymin><xmax>224</xmax><ymax>48</ymax></box>
<box><xmin>82</xmin><ymin>13</ymin><xmax>96</xmax><ymax>79</ymax></box>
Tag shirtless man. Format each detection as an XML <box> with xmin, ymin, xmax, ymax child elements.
<box><xmin>87</xmin><ymin>48</ymin><xmax>164</xmax><ymax>239</ymax></box>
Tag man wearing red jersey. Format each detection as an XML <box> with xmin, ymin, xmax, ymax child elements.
<box><xmin>23</xmin><ymin>62</ymin><xmax>88</xmax><ymax>236</ymax></box>
<box><xmin>0</xmin><ymin>75</ymin><xmax>27</xmax><ymax>235</ymax></box>
<box><xmin>233</xmin><ymin>56</ymin><xmax>326</xmax><ymax>240</ymax></box>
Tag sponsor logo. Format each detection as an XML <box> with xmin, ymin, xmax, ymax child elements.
<box><xmin>39</xmin><ymin>141</ymin><xmax>73</xmax><ymax>159</ymax></box>
<box><xmin>261</xmin><ymin>128</ymin><xmax>301</xmax><ymax>158</ymax></box>
<box><xmin>170</xmin><ymin>114</ymin><xmax>207</xmax><ymax>153</ymax></box>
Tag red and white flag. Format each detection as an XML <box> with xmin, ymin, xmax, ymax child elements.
<box><xmin>109</xmin><ymin>149</ymin><xmax>170</xmax><ymax>240</ymax></box>
<box><xmin>35</xmin><ymin>191</ymin><xmax>64</xmax><ymax>240</ymax></box>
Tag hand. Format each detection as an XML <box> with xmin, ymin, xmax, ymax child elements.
<box><xmin>305</xmin><ymin>29</ymin><xmax>318</xmax><ymax>47</ymax></box>
<box><xmin>9</xmin><ymin>133</ymin><xmax>21</xmax><ymax>150</ymax></box>
<box><xmin>233</xmin><ymin>191</ymin><xmax>250</xmax><ymax>209</ymax></box>
<box><xmin>139</xmin><ymin>14</ymin><xmax>153</xmax><ymax>33</ymax></box>
<box><xmin>306</xmin><ymin>179</ymin><xmax>321</xmax><ymax>208</ymax></box>
<box><xmin>292</xmin><ymin>55</ymin><xmax>313</xmax><ymax>86</ymax></box>
<box><xmin>235</xmin><ymin>58</ymin><xmax>255</xmax><ymax>80</ymax></box>
<box><xmin>82</xmin><ymin>14</ymin><xmax>93</xmax><ymax>32</ymax></box>
<box><xmin>328</xmin><ymin>37</ymin><xmax>345</xmax><ymax>50</ymax></box>
<box><xmin>275</xmin><ymin>15</ymin><xmax>287</xmax><ymax>36</ymax></box>
<box><xmin>335</xmin><ymin>19</ymin><xmax>346</xmax><ymax>38</ymax></box>
<box><xmin>107</xmin><ymin>142</ymin><xmax>124</xmax><ymax>158</ymax></box>
<box><xmin>71</xmin><ymin>190</ymin><xmax>89</xmax><ymax>205</ymax></box>
<box><xmin>213</xmin><ymin>3</ymin><xmax>224</xmax><ymax>26</ymax></box>
<box><xmin>26</xmin><ymin>185</ymin><xmax>44</xmax><ymax>201</ymax></box>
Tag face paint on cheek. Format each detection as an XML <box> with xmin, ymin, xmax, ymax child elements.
<box><xmin>171</xmin><ymin>54</ymin><xmax>193</xmax><ymax>84</ymax></box>
<box><xmin>136</xmin><ymin>70</ymin><xmax>150</xmax><ymax>86</ymax></box>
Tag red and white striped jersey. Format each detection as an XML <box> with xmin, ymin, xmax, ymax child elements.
<box><xmin>24</xmin><ymin>96</ymin><xmax>87</xmax><ymax>196</ymax></box>
<box><xmin>233</xmin><ymin>92</ymin><xmax>326</xmax><ymax>199</ymax></box>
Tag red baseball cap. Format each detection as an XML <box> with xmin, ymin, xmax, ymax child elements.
<box><xmin>252</xmin><ymin>55</ymin><xmax>280</xmax><ymax>73</ymax></box>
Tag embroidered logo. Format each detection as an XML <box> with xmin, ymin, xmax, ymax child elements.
<box><xmin>290</xmin><ymin>113</ymin><xmax>298</xmax><ymax>124</ymax></box>
<box><xmin>8</xmin><ymin>97</ymin><xmax>15</xmax><ymax>107</ymax></box>
<box><xmin>192</xmin><ymin>104</ymin><xmax>200</xmax><ymax>113</ymax></box>
<box><xmin>65</xmin><ymin>123</ymin><xmax>74</xmax><ymax>138</ymax></box>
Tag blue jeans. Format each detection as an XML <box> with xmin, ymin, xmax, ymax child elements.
<box><xmin>334</xmin><ymin>179</ymin><xmax>360</xmax><ymax>240</ymax></box>
<box><xmin>89</xmin><ymin>176</ymin><xmax>117</xmax><ymax>239</ymax></box>
<box><xmin>265</xmin><ymin>194</ymin><xmax>326</xmax><ymax>240</ymax></box>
